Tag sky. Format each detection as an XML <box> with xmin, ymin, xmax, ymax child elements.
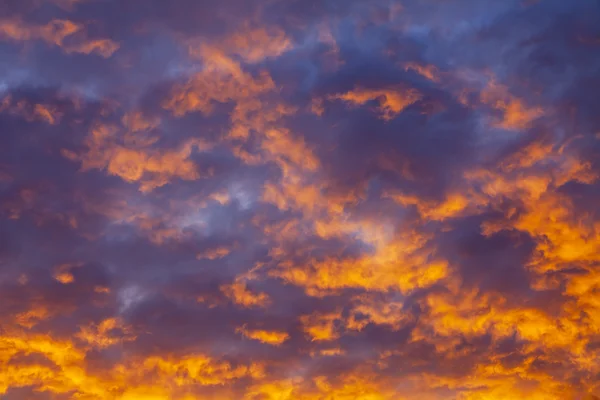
<box><xmin>0</xmin><ymin>0</ymin><xmax>600</xmax><ymax>399</ymax></box>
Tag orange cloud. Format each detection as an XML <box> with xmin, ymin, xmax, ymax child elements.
<box><xmin>299</xmin><ymin>310</ymin><xmax>342</xmax><ymax>342</ymax></box>
<box><xmin>480</xmin><ymin>78</ymin><xmax>544</xmax><ymax>130</ymax></box>
<box><xmin>0</xmin><ymin>330</ymin><xmax>265</xmax><ymax>398</ymax></box>
<box><xmin>217</xmin><ymin>26</ymin><xmax>292</xmax><ymax>63</ymax></box>
<box><xmin>236</xmin><ymin>325</ymin><xmax>290</xmax><ymax>346</ymax></box>
<box><xmin>404</xmin><ymin>62</ymin><xmax>441</xmax><ymax>82</ymax></box>
<box><xmin>273</xmin><ymin>230</ymin><xmax>448</xmax><ymax>295</ymax></box>
<box><xmin>244</xmin><ymin>373</ymin><xmax>399</xmax><ymax>400</ymax></box>
<box><xmin>330</xmin><ymin>86</ymin><xmax>421</xmax><ymax>120</ymax></box>
<box><xmin>52</xmin><ymin>263</ymin><xmax>80</xmax><ymax>284</ymax></box>
<box><xmin>0</xmin><ymin>18</ymin><xmax>118</xmax><ymax>57</ymax></box>
<box><xmin>221</xmin><ymin>282</ymin><xmax>270</xmax><ymax>308</ymax></box>
<box><xmin>64</xmin><ymin>122</ymin><xmax>211</xmax><ymax>192</ymax></box>
<box><xmin>347</xmin><ymin>294</ymin><xmax>411</xmax><ymax>332</ymax></box>
<box><xmin>196</xmin><ymin>247</ymin><xmax>231</xmax><ymax>260</ymax></box>
<box><xmin>106</xmin><ymin>145</ymin><xmax>202</xmax><ymax>192</ymax></box>
<box><xmin>14</xmin><ymin>306</ymin><xmax>52</xmax><ymax>329</ymax></box>
<box><xmin>385</xmin><ymin>191</ymin><xmax>471</xmax><ymax>221</ymax></box>
<box><xmin>0</xmin><ymin>95</ymin><xmax>62</xmax><ymax>124</ymax></box>
<box><xmin>76</xmin><ymin>318</ymin><xmax>136</xmax><ymax>349</ymax></box>
<box><xmin>163</xmin><ymin>45</ymin><xmax>275</xmax><ymax>118</ymax></box>
<box><xmin>121</xmin><ymin>111</ymin><xmax>161</xmax><ymax>134</ymax></box>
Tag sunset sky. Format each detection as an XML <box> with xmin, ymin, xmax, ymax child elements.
<box><xmin>1</xmin><ymin>0</ymin><xmax>600</xmax><ymax>399</ymax></box>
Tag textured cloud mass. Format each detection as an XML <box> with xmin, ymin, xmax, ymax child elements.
<box><xmin>1</xmin><ymin>0</ymin><xmax>600</xmax><ymax>399</ymax></box>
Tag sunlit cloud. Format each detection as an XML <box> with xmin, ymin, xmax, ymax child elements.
<box><xmin>0</xmin><ymin>18</ymin><xmax>119</xmax><ymax>57</ymax></box>
<box><xmin>1</xmin><ymin>0</ymin><xmax>600</xmax><ymax>398</ymax></box>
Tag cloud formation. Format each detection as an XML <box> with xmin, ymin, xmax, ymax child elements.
<box><xmin>1</xmin><ymin>0</ymin><xmax>600</xmax><ymax>398</ymax></box>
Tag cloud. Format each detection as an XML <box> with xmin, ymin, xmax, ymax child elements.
<box><xmin>1</xmin><ymin>0</ymin><xmax>600</xmax><ymax>398</ymax></box>
<box><xmin>236</xmin><ymin>325</ymin><xmax>290</xmax><ymax>346</ymax></box>
<box><xmin>329</xmin><ymin>85</ymin><xmax>422</xmax><ymax>120</ymax></box>
<box><xmin>221</xmin><ymin>282</ymin><xmax>271</xmax><ymax>309</ymax></box>
<box><xmin>0</xmin><ymin>18</ymin><xmax>119</xmax><ymax>57</ymax></box>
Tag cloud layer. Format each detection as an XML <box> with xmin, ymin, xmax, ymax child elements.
<box><xmin>1</xmin><ymin>0</ymin><xmax>600</xmax><ymax>399</ymax></box>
